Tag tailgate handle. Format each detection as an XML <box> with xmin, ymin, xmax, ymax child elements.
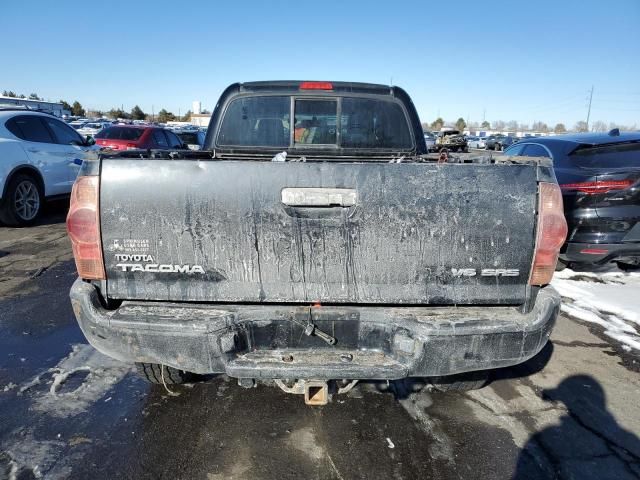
<box><xmin>281</xmin><ymin>188</ymin><xmax>356</xmax><ymax>207</ymax></box>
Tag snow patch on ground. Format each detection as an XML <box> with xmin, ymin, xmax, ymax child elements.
<box><xmin>552</xmin><ymin>267</ymin><xmax>640</xmax><ymax>351</ymax></box>
<box><xmin>1</xmin><ymin>344</ymin><xmax>132</xmax><ymax>478</ymax></box>
<box><xmin>1</xmin><ymin>434</ymin><xmax>69</xmax><ymax>480</ymax></box>
<box><xmin>19</xmin><ymin>343</ymin><xmax>132</xmax><ymax>417</ymax></box>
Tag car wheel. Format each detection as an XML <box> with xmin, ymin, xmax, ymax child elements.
<box><xmin>429</xmin><ymin>371</ymin><xmax>489</xmax><ymax>392</ymax></box>
<box><xmin>555</xmin><ymin>259</ymin><xmax>569</xmax><ymax>271</ymax></box>
<box><xmin>495</xmin><ymin>144</ymin><xmax>502</xmax><ymax>151</ymax></box>
<box><xmin>135</xmin><ymin>362</ymin><xmax>202</xmax><ymax>385</ymax></box>
<box><xmin>0</xmin><ymin>173</ymin><xmax>43</xmax><ymax>227</ymax></box>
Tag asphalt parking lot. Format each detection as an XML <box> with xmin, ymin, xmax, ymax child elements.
<box><xmin>1</xmin><ymin>203</ymin><xmax>640</xmax><ymax>480</ymax></box>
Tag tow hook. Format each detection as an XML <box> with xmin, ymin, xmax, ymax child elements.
<box><xmin>303</xmin><ymin>323</ymin><xmax>336</xmax><ymax>345</ymax></box>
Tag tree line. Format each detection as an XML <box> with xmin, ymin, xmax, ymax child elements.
<box><xmin>2</xmin><ymin>90</ymin><xmax>197</xmax><ymax>123</ymax></box>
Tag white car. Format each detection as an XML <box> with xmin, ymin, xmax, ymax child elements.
<box><xmin>467</xmin><ymin>136</ymin><xmax>487</xmax><ymax>149</ymax></box>
<box><xmin>77</xmin><ymin>121</ymin><xmax>110</xmax><ymax>138</ymax></box>
<box><xmin>0</xmin><ymin>110</ymin><xmax>96</xmax><ymax>226</ymax></box>
<box><xmin>423</xmin><ymin>133</ymin><xmax>436</xmax><ymax>151</ymax></box>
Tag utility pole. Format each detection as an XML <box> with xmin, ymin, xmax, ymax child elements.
<box><xmin>482</xmin><ymin>108</ymin><xmax>486</xmax><ymax>123</ymax></box>
<box><xmin>586</xmin><ymin>85</ymin><xmax>594</xmax><ymax>130</ymax></box>
<box><xmin>152</xmin><ymin>105</ymin><xmax>155</xmax><ymax>123</ymax></box>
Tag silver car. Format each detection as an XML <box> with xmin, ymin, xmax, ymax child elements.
<box><xmin>467</xmin><ymin>136</ymin><xmax>487</xmax><ymax>149</ymax></box>
<box><xmin>423</xmin><ymin>132</ymin><xmax>436</xmax><ymax>151</ymax></box>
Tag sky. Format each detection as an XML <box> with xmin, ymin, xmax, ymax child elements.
<box><xmin>2</xmin><ymin>0</ymin><xmax>639</xmax><ymax>129</ymax></box>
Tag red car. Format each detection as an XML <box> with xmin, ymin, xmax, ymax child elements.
<box><xmin>94</xmin><ymin>126</ymin><xmax>185</xmax><ymax>151</ymax></box>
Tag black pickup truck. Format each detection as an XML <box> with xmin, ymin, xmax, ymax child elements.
<box><xmin>68</xmin><ymin>81</ymin><xmax>567</xmax><ymax>405</ymax></box>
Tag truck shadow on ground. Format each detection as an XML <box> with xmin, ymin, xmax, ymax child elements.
<box><xmin>512</xmin><ymin>374</ymin><xmax>640</xmax><ymax>480</ymax></box>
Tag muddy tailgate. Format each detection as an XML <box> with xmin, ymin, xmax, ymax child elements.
<box><xmin>100</xmin><ymin>159</ymin><xmax>537</xmax><ymax>304</ymax></box>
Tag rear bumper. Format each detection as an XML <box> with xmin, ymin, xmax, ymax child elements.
<box><xmin>70</xmin><ymin>279</ymin><xmax>560</xmax><ymax>380</ymax></box>
<box><xmin>560</xmin><ymin>241</ymin><xmax>640</xmax><ymax>264</ymax></box>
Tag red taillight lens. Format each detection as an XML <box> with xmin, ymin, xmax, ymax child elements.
<box><xmin>66</xmin><ymin>176</ymin><xmax>105</xmax><ymax>280</ymax></box>
<box><xmin>300</xmin><ymin>81</ymin><xmax>333</xmax><ymax>90</ymax></box>
<box><xmin>580</xmin><ymin>248</ymin><xmax>608</xmax><ymax>255</ymax></box>
<box><xmin>529</xmin><ymin>183</ymin><xmax>568</xmax><ymax>285</ymax></box>
<box><xmin>560</xmin><ymin>180</ymin><xmax>633</xmax><ymax>194</ymax></box>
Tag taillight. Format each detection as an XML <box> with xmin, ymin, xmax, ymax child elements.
<box><xmin>66</xmin><ymin>176</ymin><xmax>105</xmax><ymax>280</ymax></box>
<box><xmin>529</xmin><ymin>183</ymin><xmax>568</xmax><ymax>285</ymax></box>
<box><xmin>300</xmin><ymin>81</ymin><xmax>333</xmax><ymax>90</ymax></box>
<box><xmin>580</xmin><ymin>248</ymin><xmax>608</xmax><ymax>255</ymax></box>
<box><xmin>560</xmin><ymin>179</ymin><xmax>633</xmax><ymax>194</ymax></box>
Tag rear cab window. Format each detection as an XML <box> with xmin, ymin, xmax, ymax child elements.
<box><xmin>218</xmin><ymin>96</ymin><xmax>290</xmax><ymax>148</ymax></box>
<box><xmin>294</xmin><ymin>99</ymin><xmax>336</xmax><ymax>145</ymax></box>
<box><xmin>216</xmin><ymin>93</ymin><xmax>413</xmax><ymax>152</ymax></box>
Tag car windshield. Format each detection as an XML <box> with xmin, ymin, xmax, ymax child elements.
<box><xmin>95</xmin><ymin>127</ymin><xmax>144</xmax><ymax>140</ymax></box>
<box><xmin>217</xmin><ymin>95</ymin><xmax>413</xmax><ymax>150</ymax></box>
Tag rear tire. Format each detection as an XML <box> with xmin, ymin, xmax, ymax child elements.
<box><xmin>429</xmin><ymin>371</ymin><xmax>489</xmax><ymax>392</ymax></box>
<box><xmin>135</xmin><ymin>362</ymin><xmax>201</xmax><ymax>385</ymax></box>
<box><xmin>555</xmin><ymin>259</ymin><xmax>569</xmax><ymax>271</ymax></box>
<box><xmin>0</xmin><ymin>173</ymin><xmax>43</xmax><ymax>227</ymax></box>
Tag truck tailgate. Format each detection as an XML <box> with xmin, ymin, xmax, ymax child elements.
<box><xmin>100</xmin><ymin>160</ymin><xmax>537</xmax><ymax>304</ymax></box>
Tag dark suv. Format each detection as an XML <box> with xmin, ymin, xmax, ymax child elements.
<box><xmin>504</xmin><ymin>131</ymin><xmax>640</xmax><ymax>269</ymax></box>
<box><xmin>486</xmin><ymin>135</ymin><xmax>518</xmax><ymax>151</ymax></box>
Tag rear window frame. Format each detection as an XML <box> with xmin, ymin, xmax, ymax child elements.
<box><xmin>568</xmin><ymin>141</ymin><xmax>640</xmax><ymax>169</ymax></box>
<box><xmin>214</xmin><ymin>92</ymin><xmax>416</xmax><ymax>154</ymax></box>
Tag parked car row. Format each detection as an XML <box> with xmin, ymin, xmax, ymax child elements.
<box><xmin>1</xmin><ymin>104</ymin><xmax>638</xmax><ymax>273</ymax></box>
<box><xmin>0</xmin><ymin>109</ymin><xmax>94</xmax><ymax>225</ymax></box>
<box><xmin>0</xmin><ymin>109</ymin><xmax>206</xmax><ymax>226</ymax></box>
<box><xmin>430</xmin><ymin>133</ymin><xmax>528</xmax><ymax>152</ymax></box>
<box><xmin>421</xmin><ymin>128</ymin><xmax>639</xmax><ymax>270</ymax></box>
<box><xmin>503</xmin><ymin>130</ymin><xmax>640</xmax><ymax>270</ymax></box>
<box><xmin>466</xmin><ymin>134</ymin><xmax>519</xmax><ymax>151</ymax></box>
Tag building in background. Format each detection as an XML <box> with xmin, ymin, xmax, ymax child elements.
<box><xmin>0</xmin><ymin>96</ymin><xmax>69</xmax><ymax>117</ymax></box>
<box><xmin>190</xmin><ymin>113</ymin><xmax>211</xmax><ymax>127</ymax></box>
